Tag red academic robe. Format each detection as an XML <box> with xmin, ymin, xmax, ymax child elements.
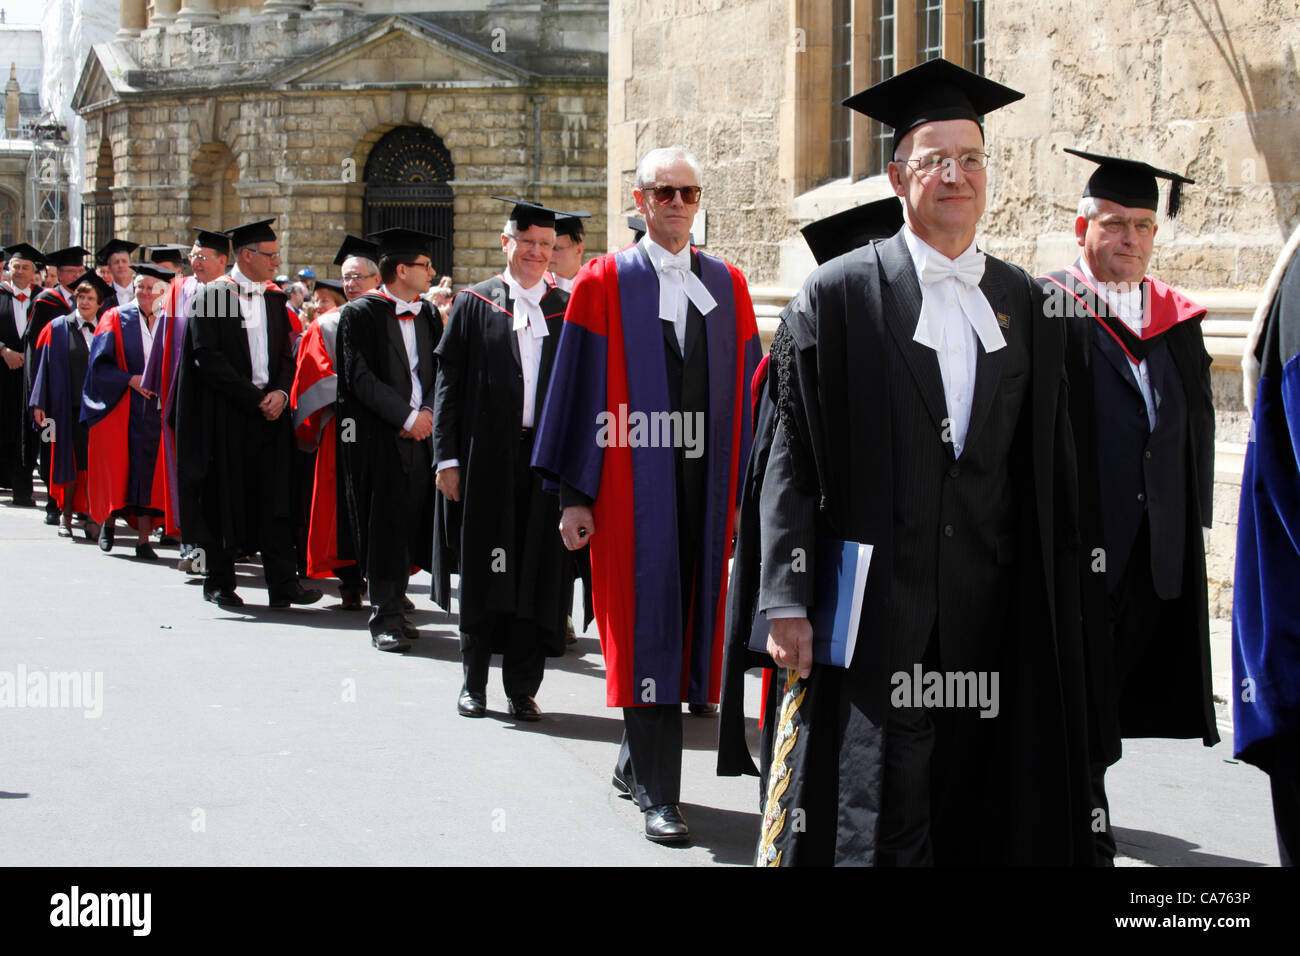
<box><xmin>290</xmin><ymin>309</ymin><xmax>352</xmax><ymax>578</ymax></box>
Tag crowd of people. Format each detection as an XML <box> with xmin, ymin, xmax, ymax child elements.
<box><xmin>0</xmin><ymin>58</ymin><xmax>1296</xmax><ymax>866</ymax></box>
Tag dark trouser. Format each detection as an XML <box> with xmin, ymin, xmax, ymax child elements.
<box><xmin>203</xmin><ymin>530</ymin><xmax>297</xmax><ymax>598</ymax></box>
<box><xmin>368</xmin><ymin>439</ymin><xmax>429</xmax><ymax>636</ymax></box>
<box><xmin>1090</xmin><ymin>518</ymin><xmax>1182</xmax><ymax>864</ymax></box>
<box><xmin>877</xmin><ymin>702</ymin><xmax>936</xmax><ymax>866</ymax></box>
<box><xmin>337</xmin><ymin>563</ymin><xmax>364</xmax><ymax>595</ymax></box>
<box><xmin>618</xmin><ymin>705</ymin><xmax>683</xmax><ymax>810</ymax></box>
<box><xmin>461</xmin><ymin>617</ymin><xmax>547</xmax><ymax>699</ymax></box>
<box><xmin>5</xmin><ymin>452</ymin><xmax>32</xmax><ymax>500</ymax></box>
<box><xmin>369</xmin><ymin>573</ymin><xmax>411</xmax><ymax>637</ymax></box>
<box><xmin>1273</xmin><ymin>769</ymin><xmax>1300</xmax><ymax>867</ymax></box>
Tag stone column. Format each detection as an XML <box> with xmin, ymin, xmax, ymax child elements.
<box><xmin>152</xmin><ymin>0</ymin><xmax>181</xmax><ymax>26</ymax></box>
<box><xmin>118</xmin><ymin>0</ymin><xmax>147</xmax><ymax>37</ymax></box>
<box><xmin>5</xmin><ymin>63</ymin><xmax>19</xmax><ymax>138</ymax></box>
<box><xmin>258</xmin><ymin>0</ymin><xmax>311</xmax><ymax>15</ymax></box>
<box><xmin>176</xmin><ymin>0</ymin><xmax>220</xmax><ymax>25</ymax></box>
<box><xmin>311</xmin><ymin>0</ymin><xmax>364</xmax><ymax>12</ymax></box>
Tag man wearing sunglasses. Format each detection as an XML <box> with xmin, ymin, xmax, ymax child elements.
<box><xmin>534</xmin><ymin>147</ymin><xmax>761</xmax><ymax>844</ymax></box>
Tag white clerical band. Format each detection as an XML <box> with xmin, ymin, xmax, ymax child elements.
<box><xmin>913</xmin><ymin>250</ymin><xmax>1006</xmax><ymax>355</ymax></box>
<box><xmin>504</xmin><ymin>274</ymin><xmax>548</xmax><ymax>339</ymax></box>
<box><xmin>657</xmin><ymin>257</ymin><xmax>717</xmax><ymax>324</ymax></box>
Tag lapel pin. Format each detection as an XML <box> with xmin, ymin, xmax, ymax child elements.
<box><xmin>996</xmin><ymin>312</ymin><xmax>1011</xmax><ymax>329</ymax></box>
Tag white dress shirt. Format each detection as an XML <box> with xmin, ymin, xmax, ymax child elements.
<box><xmin>7</xmin><ymin>283</ymin><xmax>32</xmax><ymax>338</ymax></box>
<box><xmin>229</xmin><ymin>266</ymin><xmax>270</xmax><ymax>388</ymax></box>
<box><xmin>379</xmin><ymin>285</ymin><xmax>429</xmax><ymax>433</ymax></box>
<box><xmin>114</xmin><ymin>281</ymin><xmax>135</xmax><ymax>308</ymax></box>
<box><xmin>75</xmin><ymin>314</ymin><xmax>96</xmax><ymax>348</ymax></box>
<box><xmin>139</xmin><ymin>310</ymin><xmax>157</xmax><ymax>365</ymax></box>
<box><xmin>503</xmin><ymin>267</ymin><xmax>549</xmax><ymax>429</ymax></box>
<box><xmin>903</xmin><ymin>226</ymin><xmax>1006</xmax><ymax>460</ymax></box>
<box><xmin>1080</xmin><ymin>259</ymin><xmax>1158</xmax><ymax>432</ymax></box>
<box><xmin>640</xmin><ymin>235</ymin><xmax>717</xmax><ymax>352</ymax></box>
<box><xmin>551</xmin><ymin>272</ymin><xmax>575</xmax><ymax>293</ymax></box>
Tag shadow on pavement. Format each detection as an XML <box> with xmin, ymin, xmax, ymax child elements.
<box><xmin>1114</xmin><ymin>827</ymin><xmax>1269</xmax><ymax>866</ymax></box>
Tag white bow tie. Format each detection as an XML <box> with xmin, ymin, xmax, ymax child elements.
<box><xmin>393</xmin><ymin>300</ymin><xmax>421</xmax><ymax>317</ymax></box>
<box><xmin>914</xmin><ymin>249</ymin><xmax>1006</xmax><ymax>354</ymax></box>
<box><xmin>655</xmin><ymin>249</ymin><xmax>717</xmax><ymax>324</ymax></box>
<box><xmin>504</xmin><ymin>273</ymin><xmax>548</xmax><ymax>339</ymax></box>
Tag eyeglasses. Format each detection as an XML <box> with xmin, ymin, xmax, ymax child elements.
<box><xmin>641</xmin><ymin>184</ymin><xmax>703</xmax><ymax>204</ymax></box>
<box><xmin>399</xmin><ymin>260</ymin><xmax>434</xmax><ymax>271</ymax></box>
<box><xmin>190</xmin><ymin>252</ymin><xmax>217</xmax><ymax>263</ymax></box>
<box><xmin>900</xmin><ymin>152</ymin><xmax>990</xmax><ymax>176</ymax></box>
<box><xmin>342</xmin><ymin>272</ymin><xmax>377</xmax><ymax>282</ymax></box>
<box><xmin>506</xmin><ymin>238</ymin><xmax>554</xmax><ymax>253</ymax></box>
<box><xmin>246</xmin><ymin>248</ymin><xmax>281</xmax><ymax>261</ymax></box>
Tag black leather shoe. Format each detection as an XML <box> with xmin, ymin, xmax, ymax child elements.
<box><xmin>11</xmin><ymin>496</ymin><xmax>35</xmax><ymax>507</ymax></box>
<box><xmin>372</xmin><ymin>631</ymin><xmax>411</xmax><ymax>653</ymax></box>
<box><xmin>401</xmin><ymin>596</ymin><xmax>415</xmax><ymax>611</ymax></box>
<box><xmin>457</xmin><ymin>688</ymin><xmax>486</xmax><ymax>717</ymax></box>
<box><xmin>44</xmin><ymin>510</ymin><xmax>59</xmax><ymax>526</ymax></box>
<box><xmin>507</xmin><ymin>696</ymin><xmax>542</xmax><ymax>721</ymax></box>
<box><xmin>401</xmin><ymin>622</ymin><xmax>421</xmax><ymax>641</ymax></box>
<box><xmin>644</xmin><ymin>804</ymin><xmax>690</xmax><ymax>844</ymax></box>
<box><xmin>611</xmin><ymin>764</ymin><xmax>634</xmax><ymax>800</ymax></box>
<box><xmin>269</xmin><ymin>584</ymin><xmax>323</xmax><ymax>608</ymax></box>
<box><xmin>134</xmin><ymin>542</ymin><xmax>159</xmax><ymax>561</ymax></box>
<box><xmin>98</xmin><ymin>522</ymin><xmax>115</xmax><ymax>552</ymax></box>
<box><xmin>688</xmin><ymin>702</ymin><xmax>718</xmax><ymax>717</ymax></box>
<box><xmin>204</xmin><ymin>587</ymin><xmax>244</xmax><ymax>609</ymax></box>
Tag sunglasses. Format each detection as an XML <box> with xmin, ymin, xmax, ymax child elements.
<box><xmin>642</xmin><ymin>184</ymin><xmax>703</xmax><ymax>205</ymax></box>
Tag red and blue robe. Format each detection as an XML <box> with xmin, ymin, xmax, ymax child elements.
<box><xmin>532</xmin><ymin>245</ymin><xmax>761</xmax><ymax>707</ymax></box>
<box><xmin>28</xmin><ymin>315</ymin><xmax>92</xmax><ymax>512</ymax></box>
<box><xmin>1234</xmin><ymin>235</ymin><xmax>1300</xmax><ymax>775</ymax></box>
<box><xmin>141</xmin><ymin>276</ymin><xmax>189</xmax><ymax>535</ymax></box>
<box><xmin>80</xmin><ymin>304</ymin><xmax>165</xmax><ymax>526</ymax></box>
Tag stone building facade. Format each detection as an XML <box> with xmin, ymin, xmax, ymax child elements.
<box><xmin>70</xmin><ymin>2</ymin><xmax>607</xmax><ymax>286</ymax></box>
<box><xmin>608</xmin><ymin>0</ymin><xmax>1300</xmax><ymax>617</ymax></box>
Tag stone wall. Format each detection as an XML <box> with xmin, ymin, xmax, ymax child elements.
<box><xmin>984</xmin><ymin>0</ymin><xmax>1300</xmax><ymax>291</ymax></box>
<box><xmin>607</xmin><ymin>0</ymin><xmax>790</xmax><ymax>272</ymax></box>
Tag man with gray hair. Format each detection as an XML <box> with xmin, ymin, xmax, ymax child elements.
<box><xmin>533</xmin><ymin>147</ymin><xmax>760</xmax><ymax>844</ymax></box>
<box><xmin>1039</xmin><ymin>150</ymin><xmax>1216</xmax><ymax>865</ymax></box>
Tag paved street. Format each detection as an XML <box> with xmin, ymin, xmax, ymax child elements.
<box><xmin>0</xmin><ymin>499</ymin><xmax>1279</xmax><ymax>866</ymax></box>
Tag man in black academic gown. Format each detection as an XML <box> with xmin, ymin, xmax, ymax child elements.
<box><xmin>336</xmin><ymin>228</ymin><xmax>441</xmax><ymax>652</ymax></box>
<box><xmin>97</xmin><ymin>239</ymin><xmax>139</xmax><ymax>312</ymax></box>
<box><xmin>0</xmin><ymin>243</ymin><xmax>44</xmax><ymax>506</ymax></box>
<box><xmin>433</xmin><ymin>198</ymin><xmax>574</xmax><ymax>719</ymax></box>
<box><xmin>751</xmin><ymin>59</ymin><xmax>1091</xmax><ymax>865</ymax></box>
<box><xmin>26</xmin><ymin>246</ymin><xmax>91</xmax><ymax>524</ymax></box>
<box><xmin>1039</xmin><ymin>151</ymin><xmax>1217</xmax><ymax>865</ymax></box>
<box><xmin>175</xmin><ymin>219</ymin><xmax>320</xmax><ymax>610</ymax></box>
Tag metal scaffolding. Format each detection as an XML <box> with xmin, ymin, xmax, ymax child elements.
<box><xmin>27</xmin><ymin>115</ymin><xmax>69</xmax><ymax>252</ymax></box>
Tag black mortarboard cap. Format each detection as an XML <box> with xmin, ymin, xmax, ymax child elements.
<box><xmin>44</xmin><ymin>246</ymin><xmax>91</xmax><ymax>268</ymax></box>
<box><xmin>95</xmin><ymin>238</ymin><xmax>139</xmax><ymax>265</ymax></box>
<box><xmin>314</xmin><ymin>279</ymin><xmax>345</xmax><ymax>297</ymax></box>
<box><xmin>193</xmin><ymin>227</ymin><xmax>231</xmax><ymax>254</ymax></box>
<box><xmin>842</xmin><ymin>58</ymin><xmax>1024</xmax><ymax>154</ymax></box>
<box><xmin>800</xmin><ymin>197</ymin><xmax>905</xmax><ymax>265</ymax></box>
<box><xmin>1065</xmin><ymin>148</ymin><xmax>1195</xmax><ymax>219</ymax></box>
<box><xmin>366</xmin><ymin>228</ymin><xmax>441</xmax><ymax>261</ymax></box>
<box><xmin>148</xmin><ymin>244</ymin><xmax>188</xmax><ymax>266</ymax></box>
<box><xmin>333</xmin><ymin>234</ymin><xmax>379</xmax><ymax>266</ymax></box>
<box><xmin>131</xmin><ymin>263</ymin><xmax>175</xmax><ymax>283</ymax></box>
<box><xmin>491</xmin><ymin>196</ymin><xmax>574</xmax><ymax>231</ymax></box>
<box><xmin>224</xmin><ymin>219</ymin><xmax>277</xmax><ymax>248</ymax></box>
<box><xmin>3</xmin><ymin>243</ymin><xmax>44</xmax><ymax>265</ymax></box>
<box><xmin>627</xmin><ymin>216</ymin><xmax>646</xmax><ymax>242</ymax></box>
<box><xmin>70</xmin><ymin>270</ymin><xmax>113</xmax><ymax>301</ymax></box>
<box><xmin>555</xmin><ymin>212</ymin><xmax>591</xmax><ymax>241</ymax></box>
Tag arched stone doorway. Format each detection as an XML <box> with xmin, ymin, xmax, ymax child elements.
<box><xmin>81</xmin><ymin>136</ymin><xmax>115</xmax><ymax>251</ymax></box>
<box><xmin>362</xmin><ymin>125</ymin><xmax>454</xmax><ymax>278</ymax></box>
<box><xmin>189</xmin><ymin>142</ymin><xmax>240</xmax><ymax>233</ymax></box>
